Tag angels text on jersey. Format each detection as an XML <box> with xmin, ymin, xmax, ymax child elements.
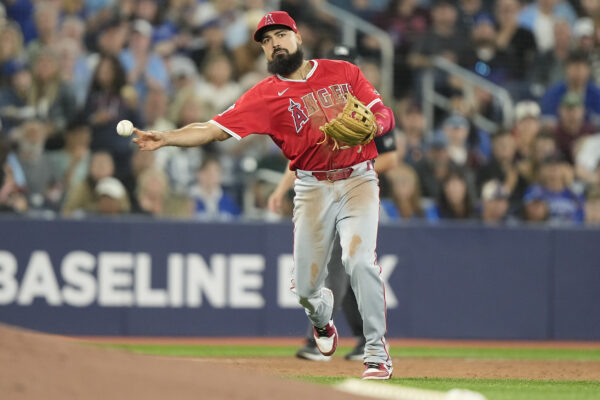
<box><xmin>288</xmin><ymin>83</ymin><xmax>352</xmax><ymax>133</ymax></box>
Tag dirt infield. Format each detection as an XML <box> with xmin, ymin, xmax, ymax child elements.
<box><xmin>4</xmin><ymin>325</ymin><xmax>600</xmax><ymax>400</ymax></box>
<box><xmin>0</xmin><ymin>324</ymin><xmax>369</xmax><ymax>400</ymax></box>
<box><xmin>78</xmin><ymin>336</ymin><xmax>600</xmax><ymax>380</ymax></box>
<box><xmin>203</xmin><ymin>356</ymin><xmax>600</xmax><ymax>380</ymax></box>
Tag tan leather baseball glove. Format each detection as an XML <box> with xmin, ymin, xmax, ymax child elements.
<box><xmin>319</xmin><ymin>93</ymin><xmax>378</xmax><ymax>151</ymax></box>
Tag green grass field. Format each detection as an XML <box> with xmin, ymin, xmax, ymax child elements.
<box><xmin>98</xmin><ymin>343</ymin><xmax>600</xmax><ymax>400</ymax></box>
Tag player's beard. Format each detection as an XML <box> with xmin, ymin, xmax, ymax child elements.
<box><xmin>267</xmin><ymin>46</ymin><xmax>304</xmax><ymax>76</ymax></box>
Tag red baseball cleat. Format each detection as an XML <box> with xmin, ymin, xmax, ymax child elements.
<box><xmin>362</xmin><ymin>362</ymin><xmax>393</xmax><ymax>380</ymax></box>
<box><xmin>313</xmin><ymin>320</ymin><xmax>338</xmax><ymax>356</ymax></box>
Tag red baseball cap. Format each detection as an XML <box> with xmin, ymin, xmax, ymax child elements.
<box><xmin>253</xmin><ymin>11</ymin><xmax>298</xmax><ymax>42</ymax></box>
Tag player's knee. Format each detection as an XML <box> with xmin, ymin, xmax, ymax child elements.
<box><xmin>298</xmin><ymin>296</ymin><xmax>315</xmax><ymax>313</ymax></box>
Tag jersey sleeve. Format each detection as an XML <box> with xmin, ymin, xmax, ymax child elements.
<box><xmin>209</xmin><ymin>85</ymin><xmax>271</xmax><ymax>140</ymax></box>
<box><xmin>346</xmin><ymin>62</ymin><xmax>383</xmax><ymax>110</ymax></box>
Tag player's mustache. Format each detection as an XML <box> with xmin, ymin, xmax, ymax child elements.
<box><xmin>272</xmin><ymin>48</ymin><xmax>288</xmax><ymax>57</ymax></box>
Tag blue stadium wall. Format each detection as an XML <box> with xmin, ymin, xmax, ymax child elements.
<box><xmin>0</xmin><ymin>217</ymin><xmax>598</xmax><ymax>339</ymax></box>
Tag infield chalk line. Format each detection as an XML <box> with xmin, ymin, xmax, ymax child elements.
<box><xmin>335</xmin><ymin>379</ymin><xmax>487</xmax><ymax>400</ymax></box>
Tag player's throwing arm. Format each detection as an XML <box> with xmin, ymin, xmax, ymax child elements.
<box><xmin>132</xmin><ymin>122</ymin><xmax>230</xmax><ymax>151</ymax></box>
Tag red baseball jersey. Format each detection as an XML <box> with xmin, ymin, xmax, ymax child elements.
<box><xmin>210</xmin><ymin>59</ymin><xmax>382</xmax><ymax>171</ymax></box>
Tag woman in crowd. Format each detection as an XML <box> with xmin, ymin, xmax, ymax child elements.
<box><xmin>82</xmin><ymin>54</ymin><xmax>141</xmax><ymax>179</ymax></box>
<box><xmin>434</xmin><ymin>168</ymin><xmax>477</xmax><ymax>220</ymax></box>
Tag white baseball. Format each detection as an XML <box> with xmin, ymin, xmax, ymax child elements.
<box><xmin>116</xmin><ymin>119</ymin><xmax>134</xmax><ymax>137</ymax></box>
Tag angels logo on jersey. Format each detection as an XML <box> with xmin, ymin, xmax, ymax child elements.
<box><xmin>288</xmin><ymin>99</ymin><xmax>309</xmax><ymax>133</ymax></box>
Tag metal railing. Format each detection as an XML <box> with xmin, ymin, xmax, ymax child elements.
<box><xmin>422</xmin><ymin>56</ymin><xmax>515</xmax><ymax>135</ymax></box>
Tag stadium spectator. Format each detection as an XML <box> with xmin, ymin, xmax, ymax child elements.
<box><xmin>122</xmin><ymin>146</ymin><xmax>155</xmax><ymax>213</ymax></box>
<box><xmin>540</xmin><ymin>51</ymin><xmax>600</xmax><ymax>130</ymax></box>
<box><xmin>166</xmin><ymin>55</ymin><xmax>199</xmax><ymax>123</ymax></box>
<box><xmin>29</xmin><ymin>47</ymin><xmax>78</xmax><ymax>149</ymax></box>
<box><xmin>439</xmin><ymin>113</ymin><xmax>485</xmax><ymax>170</ymax></box>
<box><xmin>375</xmin><ymin>0</ymin><xmax>430</xmax><ymax>97</ymax></box>
<box><xmin>584</xmin><ymin>187</ymin><xmax>600</xmax><ymax>224</ymax></box>
<box><xmin>531</xmin><ymin>19</ymin><xmax>571</xmax><ymax>89</ymax></box>
<box><xmin>0</xmin><ymin>138</ymin><xmax>27</xmax><ymax>214</ymax></box>
<box><xmin>477</xmin><ymin>131</ymin><xmax>529</xmax><ymax>213</ymax></box>
<box><xmin>13</xmin><ymin>119</ymin><xmax>62</xmax><ymax>211</ymax></box>
<box><xmin>143</xmin><ymin>87</ymin><xmax>175</xmax><ymax>132</ymax></box>
<box><xmin>83</xmin><ymin>54</ymin><xmax>141</xmax><ymax>179</ymax></box>
<box><xmin>513</xmin><ymin>100</ymin><xmax>542</xmax><ymax>162</ymax></box>
<box><xmin>26</xmin><ymin>2</ymin><xmax>60</xmax><ymax>59</ymax></box>
<box><xmin>47</xmin><ymin>118</ymin><xmax>91</xmax><ymax>195</ymax></box>
<box><xmin>525</xmin><ymin>131</ymin><xmax>560</xmax><ymax>182</ymax></box>
<box><xmin>582</xmin><ymin>0</ymin><xmax>600</xmax><ymax>22</ymax></box>
<box><xmin>89</xmin><ymin>17</ymin><xmax>129</xmax><ymax>60</ymax></box>
<box><xmin>134</xmin><ymin>0</ymin><xmax>179</xmax><ymax>58</ymax></box>
<box><xmin>494</xmin><ymin>0</ymin><xmax>537</xmax><ymax>84</ymax></box>
<box><xmin>119</xmin><ymin>19</ymin><xmax>170</xmax><ymax>102</ymax></box>
<box><xmin>522</xmin><ymin>188</ymin><xmax>549</xmax><ymax>223</ymax></box>
<box><xmin>158</xmin><ymin>60</ymin><xmax>206</xmax><ymax>195</ymax></box>
<box><xmin>480</xmin><ymin>179</ymin><xmax>511</xmax><ymax>224</ymax></box>
<box><xmin>4</xmin><ymin>0</ymin><xmax>36</xmax><ymax>44</ymax></box>
<box><xmin>574</xmin><ymin>133</ymin><xmax>600</xmax><ymax>186</ymax></box>
<box><xmin>56</xmin><ymin>16</ymin><xmax>92</xmax><ymax>107</ymax></box>
<box><xmin>133</xmin><ymin>167</ymin><xmax>193</xmax><ymax>218</ymax></box>
<box><xmin>434</xmin><ymin>168</ymin><xmax>477</xmax><ymax>220</ymax></box>
<box><xmin>189</xmin><ymin>156</ymin><xmax>240</xmax><ymax>221</ymax></box>
<box><xmin>189</xmin><ymin>0</ymin><xmax>251</xmax><ymax>76</ymax></box>
<box><xmin>381</xmin><ymin>163</ymin><xmax>438</xmax><ymax>222</ymax></box>
<box><xmin>461</xmin><ymin>13</ymin><xmax>510</xmax><ymax>88</ymax></box>
<box><xmin>552</xmin><ymin>92</ymin><xmax>595</xmax><ymax>164</ymax></box>
<box><xmin>457</xmin><ymin>0</ymin><xmax>491</xmax><ymax>30</ymax></box>
<box><xmin>61</xmin><ymin>151</ymin><xmax>117</xmax><ymax>217</ymax></box>
<box><xmin>518</xmin><ymin>0</ymin><xmax>577</xmax><ymax>53</ymax></box>
<box><xmin>360</xmin><ymin>59</ymin><xmax>383</xmax><ymax>93</ymax></box>
<box><xmin>415</xmin><ymin>134</ymin><xmax>476</xmax><ymax>200</ymax></box>
<box><xmin>95</xmin><ymin>176</ymin><xmax>130</xmax><ymax>215</ymax></box>
<box><xmin>523</xmin><ymin>153</ymin><xmax>585</xmax><ymax>224</ymax></box>
<box><xmin>196</xmin><ymin>54</ymin><xmax>242</xmax><ymax>115</ymax></box>
<box><xmin>408</xmin><ymin>0</ymin><xmax>469</xmax><ymax>93</ymax></box>
<box><xmin>397</xmin><ymin>101</ymin><xmax>427</xmax><ymax>166</ymax></box>
<box><xmin>415</xmin><ymin>135</ymin><xmax>451</xmax><ymax>198</ymax></box>
<box><xmin>0</xmin><ymin>59</ymin><xmax>34</xmax><ymax>135</ymax></box>
<box><xmin>571</xmin><ymin>18</ymin><xmax>600</xmax><ymax>87</ymax></box>
<box><xmin>572</xmin><ymin>18</ymin><xmax>595</xmax><ymax>53</ymax></box>
<box><xmin>0</xmin><ymin>22</ymin><xmax>25</xmax><ymax>88</ymax></box>
<box><xmin>187</xmin><ymin>17</ymin><xmax>229</xmax><ymax>73</ymax></box>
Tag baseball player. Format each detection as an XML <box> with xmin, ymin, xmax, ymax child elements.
<box><xmin>133</xmin><ymin>11</ymin><xmax>395</xmax><ymax>379</ymax></box>
<box><xmin>268</xmin><ymin>45</ymin><xmax>398</xmax><ymax>362</ymax></box>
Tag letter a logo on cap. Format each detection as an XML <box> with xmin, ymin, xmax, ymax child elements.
<box><xmin>265</xmin><ymin>13</ymin><xmax>275</xmax><ymax>25</ymax></box>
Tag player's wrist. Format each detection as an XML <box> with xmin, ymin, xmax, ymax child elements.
<box><xmin>162</xmin><ymin>131</ymin><xmax>172</xmax><ymax>146</ymax></box>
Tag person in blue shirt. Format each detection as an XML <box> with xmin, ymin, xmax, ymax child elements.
<box><xmin>119</xmin><ymin>19</ymin><xmax>170</xmax><ymax>103</ymax></box>
<box><xmin>381</xmin><ymin>163</ymin><xmax>439</xmax><ymax>222</ymax></box>
<box><xmin>189</xmin><ymin>156</ymin><xmax>240</xmax><ymax>221</ymax></box>
<box><xmin>540</xmin><ymin>51</ymin><xmax>600</xmax><ymax>129</ymax></box>
<box><xmin>522</xmin><ymin>153</ymin><xmax>585</xmax><ymax>224</ymax></box>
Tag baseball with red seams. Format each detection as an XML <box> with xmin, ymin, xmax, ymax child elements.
<box><xmin>116</xmin><ymin>119</ymin><xmax>134</xmax><ymax>137</ymax></box>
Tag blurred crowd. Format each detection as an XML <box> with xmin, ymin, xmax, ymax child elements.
<box><xmin>0</xmin><ymin>0</ymin><xmax>599</xmax><ymax>227</ymax></box>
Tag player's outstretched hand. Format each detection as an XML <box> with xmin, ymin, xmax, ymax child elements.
<box><xmin>267</xmin><ymin>190</ymin><xmax>284</xmax><ymax>214</ymax></box>
<box><xmin>132</xmin><ymin>128</ymin><xmax>166</xmax><ymax>151</ymax></box>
